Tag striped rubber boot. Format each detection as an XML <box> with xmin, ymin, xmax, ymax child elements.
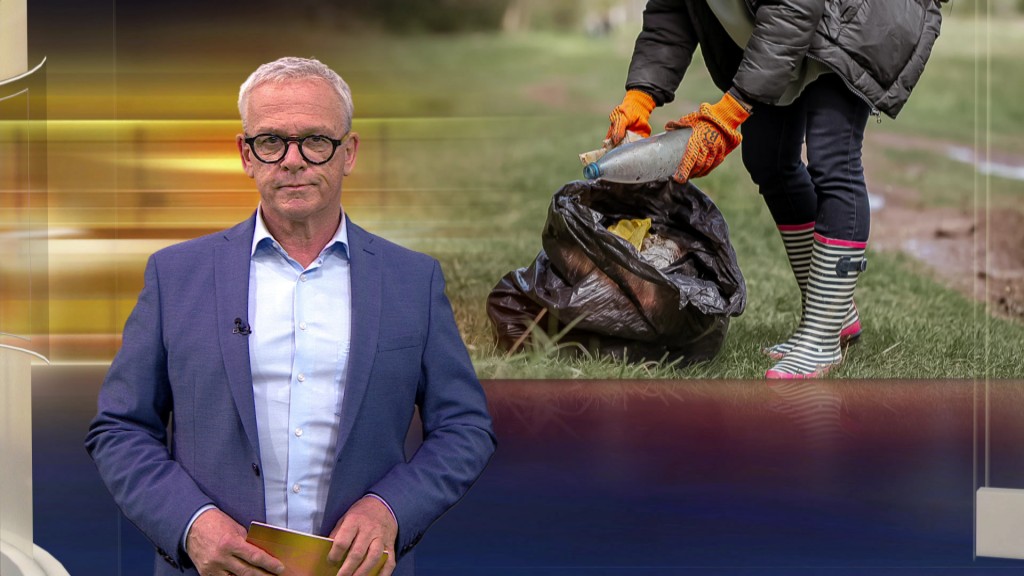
<box><xmin>765</xmin><ymin>235</ymin><xmax>867</xmax><ymax>379</ymax></box>
<box><xmin>763</xmin><ymin>223</ymin><xmax>862</xmax><ymax>360</ymax></box>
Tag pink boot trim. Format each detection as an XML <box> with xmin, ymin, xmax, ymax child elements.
<box><xmin>813</xmin><ymin>233</ymin><xmax>867</xmax><ymax>249</ymax></box>
<box><xmin>777</xmin><ymin>221</ymin><xmax>815</xmax><ymax>232</ymax></box>
<box><xmin>765</xmin><ymin>364</ymin><xmax>835</xmax><ymax>379</ymax></box>
<box><xmin>840</xmin><ymin>317</ymin><xmax>862</xmax><ymax>344</ymax></box>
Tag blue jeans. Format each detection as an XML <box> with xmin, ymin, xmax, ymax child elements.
<box><xmin>740</xmin><ymin>73</ymin><xmax>871</xmax><ymax>242</ymax></box>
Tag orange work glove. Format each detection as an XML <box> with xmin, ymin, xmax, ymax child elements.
<box><xmin>606</xmin><ymin>90</ymin><xmax>657</xmax><ymax>146</ymax></box>
<box><xmin>665</xmin><ymin>92</ymin><xmax>751</xmax><ymax>184</ymax></box>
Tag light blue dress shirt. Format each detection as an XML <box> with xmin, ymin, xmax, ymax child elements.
<box><xmin>248</xmin><ymin>206</ymin><xmax>352</xmax><ymax>534</ymax></box>
<box><xmin>181</xmin><ymin>208</ymin><xmax>396</xmax><ymax>552</ymax></box>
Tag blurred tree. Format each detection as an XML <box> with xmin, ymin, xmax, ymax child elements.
<box><xmin>502</xmin><ymin>0</ymin><xmax>583</xmax><ymax>32</ymax></box>
<box><xmin>508</xmin><ymin>0</ymin><xmax>646</xmax><ymax>34</ymax></box>
<box><xmin>322</xmin><ymin>0</ymin><xmax>511</xmax><ymax>33</ymax></box>
<box><xmin>285</xmin><ymin>0</ymin><xmax>647</xmax><ymax>34</ymax></box>
<box><xmin>501</xmin><ymin>0</ymin><xmax>532</xmax><ymax>32</ymax></box>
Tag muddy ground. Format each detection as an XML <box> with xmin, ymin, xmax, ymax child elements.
<box><xmin>865</xmin><ymin>132</ymin><xmax>1024</xmax><ymax>322</ymax></box>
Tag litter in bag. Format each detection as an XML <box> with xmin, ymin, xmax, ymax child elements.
<box><xmin>487</xmin><ymin>179</ymin><xmax>746</xmax><ymax>365</ymax></box>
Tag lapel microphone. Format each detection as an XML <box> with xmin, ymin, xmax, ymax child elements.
<box><xmin>233</xmin><ymin>317</ymin><xmax>252</xmax><ymax>336</ymax></box>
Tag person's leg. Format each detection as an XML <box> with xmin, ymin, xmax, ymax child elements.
<box><xmin>741</xmin><ymin>99</ymin><xmax>819</xmax><ymax>355</ymax></box>
<box><xmin>763</xmin><ymin>222</ymin><xmax>815</xmax><ymax>359</ymax></box>
<box><xmin>766</xmin><ymin>74</ymin><xmax>871</xmax><ymax>378</ymax></box>
<box><xmin>741</xmin><ymin>98</ymin><xmax>817</xmax><ymax>228</ymax></box>
<box><xmin>805</xmin><ymin>74</ymin><xmax>871</xmax><ymax>246</ymax></box>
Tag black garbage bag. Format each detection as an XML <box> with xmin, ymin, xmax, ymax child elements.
<box><xmin>487</xmin><ymin>179</ymin><xmax>746</xmax><ymax>365</ymax></box>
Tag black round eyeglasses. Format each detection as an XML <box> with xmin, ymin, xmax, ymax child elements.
<box><xmin>243</xmin><ymin>133</ymin><xmax>349</xmax><ymax>165</ymax></box>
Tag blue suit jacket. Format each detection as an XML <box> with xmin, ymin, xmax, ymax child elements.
<box><xmin>86</xmin><ymin>214</ymin><xmax>496</xmax><ymax>575</ymax></box>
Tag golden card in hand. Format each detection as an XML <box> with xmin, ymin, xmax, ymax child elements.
<box><xmin>246</xmin><ymin>521</ymin><xmax>388</xmax><ymax>576</ymax></box>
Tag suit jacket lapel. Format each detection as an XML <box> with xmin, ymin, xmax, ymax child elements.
<box><xmin>335</xmin><ymin>220</ymin><xmax>381</xmax><ymax>461</ymax></box>
<box><xmin>214</xmin><ymin>214</ymin><xmax>261</xmax><ymax>454</ymax></box>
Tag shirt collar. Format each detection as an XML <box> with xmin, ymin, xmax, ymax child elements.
<box><xmin>251</xmin><ymin>205</ymin><xmax>350</xmax><ymax>259</ymax></box>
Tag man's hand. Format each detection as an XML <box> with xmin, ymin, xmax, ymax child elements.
<box><xmin>606</xmin><ymin>90</ymin><xmax>657</xmax><ymax>146</ymax></box>
<box><xmin>328</xmin><ymin>496</ymin><xmax>398</xmax><ymax>576</ymax></box>
<box><xmin>186</xmin><ymin>508</ymin><xmax>284</xmax><ymax>576</ymax></box>
<box><xmin>665</xmin><ymin>91</ymin><xmax>751</xmax><ymax>183</ymax></box>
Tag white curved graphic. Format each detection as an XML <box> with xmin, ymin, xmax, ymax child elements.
<box><xmin>1</xmin><ymin>2</ymin><xmax>67</xmax><ymax>570</ymax></box>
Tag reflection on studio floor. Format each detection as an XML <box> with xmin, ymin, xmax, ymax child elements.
<box><xmin>31</xmin><ymin>369</ymin><xmax>1024</xmax><ymax>575</ymax></box>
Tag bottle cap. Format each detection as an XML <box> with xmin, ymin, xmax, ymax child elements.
<box><xmin>583</xmin><ymin>163</ymin><xmax>601</xmax><ymax>180</ymax></box>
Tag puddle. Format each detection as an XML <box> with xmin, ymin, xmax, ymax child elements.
<box><xmin>868</xmin><ymin>192</ymin><xmax>885</xmax><ymax>212</ymax></box>
<box><xmin>863</xmin><ymin>132</ymin><xmax>1024</xmax><ymax>322</ymax></box>
<box><xmin>947</xmin><ymin>145</ymin><xmax>1024</xmax><ymax>181</ymax></box>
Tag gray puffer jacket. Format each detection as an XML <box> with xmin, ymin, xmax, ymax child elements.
<box><xmin>625</xmin><ymin>0</ymin><xmax>945</xmax><ymax>118</ymax></box>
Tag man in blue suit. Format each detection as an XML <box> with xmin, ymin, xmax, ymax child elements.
<box><xmin>86</xmin><ymin>57</ymin><xmax>496</xmax><ymax>576</ymax></box>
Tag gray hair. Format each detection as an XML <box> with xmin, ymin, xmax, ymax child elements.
<box><xmin>238</xmin><ymin>57</ymin><xmax>354</xmax><ymax>133</ymax></box>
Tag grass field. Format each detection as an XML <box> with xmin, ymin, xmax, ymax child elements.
<box><xmin>324</xmin><ymin>14</ymin><xmax>1024</xmax><ymax>379</ymax></box>
<box><xmin>34</xmin><ymin>9</ymin><xmax>1024</xmax><ymax>377</ymax></box>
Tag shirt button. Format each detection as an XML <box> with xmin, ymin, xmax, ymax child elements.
<box><xmin>300</xmin><ymin>275</ymin><xmax>308</xmax><ymax>283</ymax></box>
<box><xmin>295</xmin><ymin>427</ymin><xmax>303</xmax><ymax>437</ymax></box>
<box><xmin>299</xmin><ymin>322</ymin><xmax>307</xmax><ymax>331</ymax></box>
<box><xmin>292</xmin><ymin>484</ymin><xmax>301</xmax><ymax>493</ymax></box>
<box><xmin>297</xmin><ymin>373</ymin><xmax>305</xmax><ymax>382</ymax></box>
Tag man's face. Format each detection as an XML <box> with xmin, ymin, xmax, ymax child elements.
<box><xmin>237</xmin><ymin>78</ymin><xmax>358</xmax><ymax>226</ymax></box>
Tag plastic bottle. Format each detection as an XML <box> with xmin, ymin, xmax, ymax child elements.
<box><xmin>583</xmin><ymin>128</ymin><xmax>693</xmax><ymax>183</ymax></box>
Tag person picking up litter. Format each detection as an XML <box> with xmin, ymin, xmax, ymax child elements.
<box><xmin>606</xmin><ymin>0</ymin><xmax>946</xmax><ymax>378</ymax></box>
